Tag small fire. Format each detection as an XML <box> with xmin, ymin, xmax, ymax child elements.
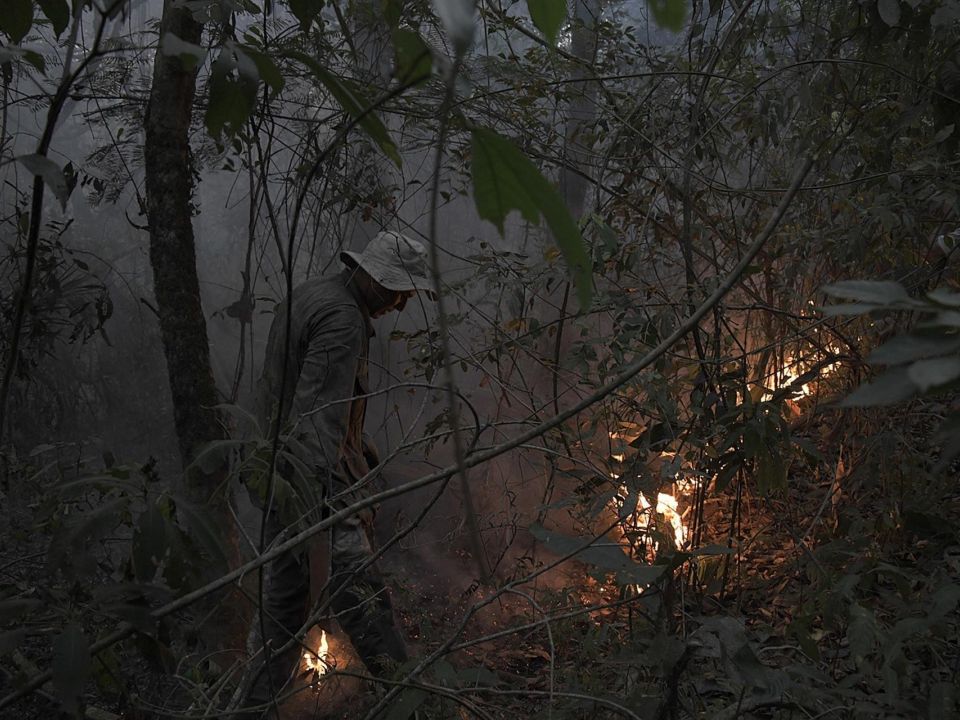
<box><xmin>303</xmin><ymin>630</ymin><xmax>331</xmax><ymax>679</ymax></box>
<box><xmin>637</xmin><ymin>490</ymin><xmax>687</xmax><ymax>550</ymax></box>
<box><xmin>764</xmin><ymin>346</ymin><xmax>844</xmax><ymax>400</ymax></box>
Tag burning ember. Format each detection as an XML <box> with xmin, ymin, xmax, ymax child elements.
<box><xmin>303</xmin><ymin>630</ymin><xmax>331</xmax><ymax>681</ymax></box>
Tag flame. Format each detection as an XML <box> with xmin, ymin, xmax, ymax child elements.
<box><xmin>764</xmin><ymin>346</ymin><xmax>844</xmax><ymax>400</ymax></box>
<box><xmin>607</xmin><ymin>443</ymin><xmax>693</xmax><ymax>596</ymax></box>
<box><xmin>303</xmin><ymin>630</ymin><xmax>331</xmax><ymax>679</ymax></box>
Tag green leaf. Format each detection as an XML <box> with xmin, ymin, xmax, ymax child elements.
<box><xmin>926</xmin><ymin>288</ymin><xmax>960</xmax><ymax>308</ymax></box>
<box><xmin>245</xmin><ymin>47</ymin><xmax>284</xmax><ymax>94</ymax></box>
<box><xmin>647</xmin><ymin>0</ymin><xmax>686</xmax><ymax>32</ymax></box>
<box><xmin>392</xmin><ymin>28</ymin><xmax>432</xmax><ymax>84</ymax></box>
<box><xmin>38</xmin><ymin>0</ymin><xmax>70</xmax><ymax>37</ymax></box>
<box><xmin>529</xmin><ymin>523</ymin><xmax>664</xmax><ymax>586</ymax></box>
<box><xmin>470</xmin><ymin>127</ymin><xmax>592</xmax><ymax>309</ymax></box>
<box><xmin>822</xmin><ymin>280</ymin><xmax>910</xmax><ymax>304</ymax></box>
<box><xmin>53</xmin><ymin>624</ymin><xmax>91</xmax><ymax>716</ymax></box>
<box><xmin>933</xmin><ymin>123</ymin><xmax>954</xmax><ymax>144</ymax></box>
<box><xmin>0</xmin><ymin>0</ymin><xmax>33</xmax><ymax>43</ymax></box>
<box><xmin>907</xmin><ymin>357</ymin><xmax>960</xmax><ymax>392</ymax></box>
<box><xmin>383</xmin><ymin>0</ymin><xmax>403</xmax><ymax>28</ymax></box>
<box><xmin>528</xmin><ymin>0</ymin><xmax>566</xmax><ymax>45</ymax></box>
<box><xmin>289</xmin><ymin>0</ymin><xmax>323</xmax><ymax>31</ymax></box>
<box><xmin>847</xmin><ymin>604</ymin><xmax>878</xmax><ymax>667</ymax></box>
<box><xmin>841</xmin><ymin>367</ymin><xmax>917</xmax><ymax>407</ymax></box>
<box><xmin>160</xmin><ymin>32</ymin><xmax>207</xmax><ymax>72</ymax></box>
<box><xmin>205</xmin><ymin>47</ymin><xmax>259</xmax><ymax>139</ymax></box>
<box><xmin>756</xmin><ymin>449</ymin><xmax>788</xmax><ymax>494</ymax></box>
<box><xmin>877</xmin><ymin>0</ymin><xmax>901</xmax><ymax>27</ymax></box>
<box><xmin>0</xmin><ymin>46</ymin><xmax>44</xmax><ymax>73</ymax></box>
<box><xmin>869</xmin><ymin>334</ymin><xmax>960</xmax><ymax>365</ymax></box>
<box><xmin>17</xmin><ymin>154</ymin><xmax>70</xmax><ymax>209</ymax></box>
<box><xmin>285</xmin><ymin>51</ymin><xmax>401</xmax><ymax>166</ymax></box>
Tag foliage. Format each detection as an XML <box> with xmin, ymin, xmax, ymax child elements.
<box><xmin>824</xmin><ymin>279</ymin><xmax>960</xmax><ymax>462</ymax></box>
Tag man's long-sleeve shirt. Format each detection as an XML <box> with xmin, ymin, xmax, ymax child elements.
<box><xmin>256</xmin><ymin>271</ymin><xmax>374</xmax><ymax>500</ymax></box>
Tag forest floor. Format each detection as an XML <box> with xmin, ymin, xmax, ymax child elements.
<box><xmin>1</xmin><ymin>394</ymin><xmax>959</xmax><ymax>719</ymax></box>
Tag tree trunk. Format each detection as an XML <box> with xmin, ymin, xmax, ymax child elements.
<box><xmin>144</xmin><ymin>0</ymin><xmax>224</xmax><ymax>478</ymax></box>
<box><xmin>144</xmin><ymin>0</ymin><xmax>245</xmax><ymax>654</ymax></box>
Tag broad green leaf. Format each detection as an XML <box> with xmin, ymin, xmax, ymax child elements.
<box><xmin>205</xmin><ymin>48</ymin><xmax>259</xmax><ymax>139</ymax></box>
<box><xmin>869</xmin><ymin>334</ymin><xmax>960</xmax><ymax>365</ymax></box>
<box><xmin>17</xmin><ymin>154</ymin><xmax>70</xmax><ymax>209</ymax></box>
<box><xmin>820</xmin><ymin>302</ymin><xmax>886</xmax><ymax>317</ymax></box>
<box><xmin>756</xmin><ymin>448</ymin><xmax>788</xmax><ymax>494</ymax></box>
<box><xmin>392</xmin><ymin>28</ymin><xmax>432</xmax><ymax>84</ymax></box>
<box><xmin>847</xmin><ymin>604</ymin><xmax>878</xmax><ymax>667</ymax></box>
<box><xmin>289</xmin><ymin>0</ymin><xmax>323</xmax><ymax>30</ymax></box>
<box><xmin>246</xmin><ymin>47</ymin><xmax>284</xmax><ymax>94</ymax></box>
<box><xmin>647</xmin><ymin>0</ymin><xmax>686</xmax><ymax>32</ymax></box>
<box><xmin>528</xmin><ymin>0</ymin><xmax>566</xmax><ymax>45</ymax></box>
<box><xmin>933</xmin><ymin>123</ymin><xmax>955</xmax><ymax>144</ymax></box>
<box><xmin>529</xmin><ymin>523</ymin><xmax>664</xmax><ymax>586</ymax></box>
<box><xmin>841</xmin><ymin>367</ymin><xmax>916</xmax><ymax>407</ymax></box>
<box><xmin>23</xmin><ymin>49</ymin><xmax>46</xmax><ymax>74</ymax></box>
<box><xmin>907</xmin><ymin>356</ymin><xmax>960</xmax><ymax>391</ymax></box>
<box><xmin>0</xmin><ymin>0</ymin><xmax>33</xmax><ymax>43</ymax></box>
<box><xmin>384</xmin><ymin>0</ymin><xmax>403</xmax><ymax>28</ymax></box>
<box><xmin>470</xmin><ymin>127</ymin><xmax>592</xmax><ymax>309</ymax></box>
<box><xmin>286</xmin><ymin>51</ymin><xmax>401</xmax><ymax>166</ymax></box>
<box><xmin>160</xmin><ymin>32</ymin><xmax>207</xmax><ymax>72</ymax></box>
<box><xmin>822</xmin><ymin>280</ymin><xmax>910</xmax><ymax>304</ymax></box>
<box><xmin>53</xmin><ymin>624</ymin><xmax>91</xmax><ymax>715</ymax></box>
<box><xmin>38</xmin><ymin>0</ymin><xmax>70</xmax><ymax>37</ymax></box>
<box><xmin>877</xmin><ymin>0</ymin><xmax>901</xmax><ymax>27</ymax></box>
<box><xmin>927</xmin><ymin>288</ymin><xmax>960</xmax><ymax>307</ymax></box>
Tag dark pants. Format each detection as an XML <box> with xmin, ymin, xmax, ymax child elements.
<box><xmin>241</xmin><ymin>513</ymin><xmax>408</xmax><ymax>716</ymax></box>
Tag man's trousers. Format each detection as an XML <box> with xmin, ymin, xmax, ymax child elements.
<box><xmin>240</xmin><ymin>513</ymin><xmax>408</xmax><ymax>716</ymax></box>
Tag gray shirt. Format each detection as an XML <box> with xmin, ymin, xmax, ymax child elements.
<box><xmin>256</xmin><ymin>270</ymin><xmax>374</xmax><ymax>496</ymax></box>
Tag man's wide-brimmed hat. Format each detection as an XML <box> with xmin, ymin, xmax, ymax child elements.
<box><xmin>341</xmin><ymin>231</ymin><xmax>436</xmax><ymax>297</ymax></box>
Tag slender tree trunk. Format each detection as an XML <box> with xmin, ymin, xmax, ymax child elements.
<box><xmin>144</xmin><ymin>0</ymin><xmax>223</xmax><ymax>477</ymax></box>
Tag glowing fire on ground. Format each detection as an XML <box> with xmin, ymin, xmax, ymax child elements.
<box><xmin>763</xmin><ymin>346</ymin><xmax>844</xmax><ymax>400</ymax></box>
<box><xmin>608</xmin><ymin>443</ymin><xmax>694</xmax><ymax>592</ymax></box>
<box><xmin>303</xmin><ymin>630</ymin><xmax>331</xmax><ymax>680</ymax></box>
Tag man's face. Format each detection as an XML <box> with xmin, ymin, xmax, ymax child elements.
<box><xmin>370</xmin><ymin>287</ymin><xmax>414</xmax><ymax>318</ymax></box>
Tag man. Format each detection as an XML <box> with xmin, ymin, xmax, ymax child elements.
<box><xmin>242</xmin><ymin>231</ymin><xmax>434</xmax><ymax>715</ymax></box>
